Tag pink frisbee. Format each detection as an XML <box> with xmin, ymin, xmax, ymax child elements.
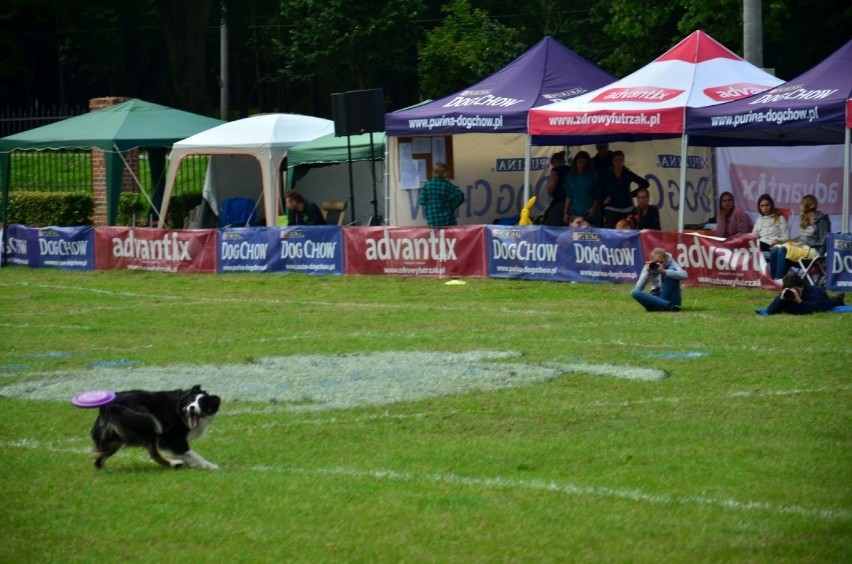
<box><xmin>72</xmin><ymin>389</ymin><xmax>116</xmax><ymax>408</ymax></box>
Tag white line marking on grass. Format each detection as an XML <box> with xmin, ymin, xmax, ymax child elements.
<box><xmin>0</xmin><ymin>322</ymin><xmax>94</xmax><ymax>331</ymax></box>
<box><xmin>248</xmin><ymin>465</ymin><xmax>852</xmax><ymax>522</ymax></box>
<box><xmin>4</xmin><ymin>439</ymin><xmax>849</xmax><ymax>521</ymax></box>
<box><xmin>588</xmin><ymin>385</ymin><xmax>852</xmax><ymax>408</ymax></box>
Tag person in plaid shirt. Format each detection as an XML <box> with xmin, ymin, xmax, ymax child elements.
<box><xmin>418</xmin><ymin>163</ymin><xmax>465</xmax><ymax>227</ymax></box>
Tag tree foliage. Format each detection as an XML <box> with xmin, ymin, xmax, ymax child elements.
<box><xmin>417</xmin><ymin>0</ymin><xmax>525</xmax><ymax>99</ymax></box>
<box><xmin>0</xmin><ymin>0</ymin><xmax>848</xmax><ymax>117</ymax></box>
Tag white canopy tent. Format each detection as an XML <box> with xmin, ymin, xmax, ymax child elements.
<box><xmin>158</xmin><ymin>114</ymin><xmax>334</xmax><ymax>227</ymax></box>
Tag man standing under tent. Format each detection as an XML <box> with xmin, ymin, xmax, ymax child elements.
<box><xmin>419</xmin><ymin>163</ymin><xmax>465</xmax><ymax>227</ymax></box>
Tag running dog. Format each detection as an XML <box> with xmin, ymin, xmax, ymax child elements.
<box><xmin>90</xmin><ymin>385</ymin><xmax>220</xmax><ymax>470</ymax></box>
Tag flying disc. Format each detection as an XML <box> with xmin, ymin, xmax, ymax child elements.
<box><xmin>72</xmin><ymin>389</ymin><xmax>116</xmax><ymax>408</ymax></box>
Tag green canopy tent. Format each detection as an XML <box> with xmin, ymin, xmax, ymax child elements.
<box><xmin>286</xmin><ymin>131</ymin><xmax>385</xmax><ymax>224</ymax></box>
<box><xmin>0</xmin><ymin>99</ymin><xmax>224</xmax><ymax>226</ymax></box>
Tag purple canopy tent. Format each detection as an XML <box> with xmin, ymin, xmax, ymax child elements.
<box><xmin>386</xmin><ymin>36</ymin><xmax>615</xmax><ymax>135</ymax></box>
<box><xmin>385</xmin><ymin>36</ymin><xmax>615</xmax><ymax>218</ymax></box>
<box><xmin>687</xmin><ymin>40</ymin><xmax>852</xmax><ymax>232</ymax></box>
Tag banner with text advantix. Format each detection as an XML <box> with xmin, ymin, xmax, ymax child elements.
<box><xmin>640</xmin><ymin>231</ymin><xmax>777</xmax><ymax>290</ymax></box>
<box><xmin>218</xmin><ymin>226</ymin><xmax>343</xmax><ymax>274</ymax></box>
<box><xmin>488</xmin><ymin>225</ymin><xmax>642</xmax><ymax>283</ymax></box>
<box><xmin>94</xmin><ymin>227</ymin><xmax>217</xmax><ymax>273</ymax></box>
<box><xmin>2</xmin><ymin>224</ymin><xmax>94</xmax><ymax>270</ymax></box>
<box><xmin>344</xmin><ymin>226</ymin><xmax>486</xmax><ymax>277</ymax></box>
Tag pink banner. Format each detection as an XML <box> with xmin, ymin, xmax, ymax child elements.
<box><xmin>640</xmin><ymin>231</ymin><xmax>778</xmax><ymax>290</ymax></box>
<box><xmin>728</xmin><ymin>162</ymin><xmax>845</xmax><ymax>214</ymax></box>
<box><xmin>94</xmin><ymin>227</ymin><xmax>217</xmax><ymax>273</ymax></box>
<box><xmin>344</xmin><ymin>226</ymin><xmax>486</xmax><ymax>277</ymax></box>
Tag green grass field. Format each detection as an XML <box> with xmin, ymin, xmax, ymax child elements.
<box><xmin>1</xmin><ymin>267</ymin><xmax>849</xmax><ymax>562</ymax></box>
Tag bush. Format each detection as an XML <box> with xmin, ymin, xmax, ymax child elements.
<box><xmin>116</xmin><ymin>192</ymin><xmax>147</xmax><ymax>226</ymax></box>
<box><xmin>6</xmin><ymin>191</ymin><xmax>93</xmax><ymax>226</ymax></box>
<box><xmin>166</xmin><ymin>193</ymin><xmax>203</xmax><ymax>228</ymax></box>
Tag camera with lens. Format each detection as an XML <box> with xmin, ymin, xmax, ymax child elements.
<box><xmin>648</xmin><ymin>260</ymin><xmax>660</xmax><ymax>272</ymax></box>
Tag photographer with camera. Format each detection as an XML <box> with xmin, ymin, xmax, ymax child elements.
<box><xmin>765</xmin><ymin>272</ymin><xmax>845</xmax><ymax>315</ymax></box>
<box><xmin>631</xmin><ymin>247</ymin><xmax>688</xmax><ymax>312</ymax></box>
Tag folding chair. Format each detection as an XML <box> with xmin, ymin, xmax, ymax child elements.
<box><xmin>797</xmin><ymin>253</ymin><xmax>827</xmax><ymax>287</ymax></box>
<box><xmin>793</xmin><ymin>214</ymin><xmax>830</xmax><ymax>288</ymax></box>
<box><xmin>321</xmin><ymin>200</ymin><xmax>348</xmax><ymax>226</ymax></box>
<box><xmin>220</xmin><ymin>197</ymin><xmax>259</xmax><ymax>227</ymax></box>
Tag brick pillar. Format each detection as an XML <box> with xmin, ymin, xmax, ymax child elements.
<box><xmin>89</xmin><ymin>96</ymin><xmax>138</xmax><ymax>225</ymax></box>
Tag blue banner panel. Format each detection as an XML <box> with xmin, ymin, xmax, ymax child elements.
<box><xmin>218</xmin><ymin>226</ymin><xmax>343</xmax><ymax>275</ymax></box>
<box><xmin>555</xmin><ymin>227</ymin><xmax>643</xmax><ymax>284</ymax></box>
<box><xmin>487</xmin><ymin>225</ymin><xmax>643</xmax><ymax>283</ymax></box>
<box><xmin>827</xmin><ymin>233</ymin><xmax>852</xmax><ymax>292</ymax></box>
<box><xmin>3</xmin><ymin>224</ymin><xmax>94</xmax><ymax>270</ymax></box>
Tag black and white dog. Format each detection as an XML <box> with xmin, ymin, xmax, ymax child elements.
<box><xmin>90</xmin><ymin>385</ymin><xmax>220</xmax><ymax>470</ymax></box>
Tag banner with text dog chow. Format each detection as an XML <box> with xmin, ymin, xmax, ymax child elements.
<box><xmin>488</xmin><ymin>225</ymin><xmax>642</xmax><ymax>283</ymax></box>
<box><xmin>827</xmin><ymin>233</ymin><xmax>852</xmax><ymax>292</ymax></box>
<box><xmin>217</xmin><ymin>226</ymin><xmax>343</xmax><ymax>275</ymax></box>
<box><xmin>2</xmin><ymin>224</ymin><xmax>94</xmax><ymax>270</ymax></box>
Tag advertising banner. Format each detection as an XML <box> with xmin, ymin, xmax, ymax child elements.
<box><xmin>641</xmin><ymin>230</ymin><xmax>776</xmax><ymax>290</ymax></box>
<box><xmin>827</xmin><ymin>233</ymin><xmax>852</xmax><ymax>292</ymax></box>
<box><xmin>218</xmin><ymin>226</ymin><xmax>343</xmax><ymax>275</ymax></box>
<box><xmin>487</xmin><ymin>225</ymin><xmax>642</xmax><ymax>284</ymax></box>
<box><xmin>716</xmin><ymin>145</ymin><xmax>849</xmax><ymax>235</ymax></box>
<box><xmin>94</xmin><ymin>227</ymin><xmax>217</xmax><ymax>273</ymax></box>
<box><xmin>2</xmin><ymin>224</ymin><xmax>94</xmax><ymax>270</ymax></box>
<box><xmin>344</xmin><ymin>226</ymin><xmax>486</xmax><ymax>277</ymax></box>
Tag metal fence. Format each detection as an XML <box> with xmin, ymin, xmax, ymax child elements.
<box><xmin>0</xmin><ymin>105</ymin><xmax>84</xmax><ymax>138</ymax></box>
<box><xmin>4</xmin><ymin>151</ymin><xmax>208</xmax><ymax>197</ymax></box>
<box><xmin>1</xmin><ymin>106</ymin><xmax>207</xmax><ymax>196</ymax></box>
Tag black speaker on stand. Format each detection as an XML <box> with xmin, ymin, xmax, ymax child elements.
<box><xmin>331</xmin><ymin>89</ymin><xmax>385</xmax><ymax>225</ymax></box>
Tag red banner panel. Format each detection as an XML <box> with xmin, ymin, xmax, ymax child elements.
<box><xmin>640</xmin><ymin>231</ymin><xmax>778</xmax><ymax>290</ymax></box>
<box><xmin>94</xmin><ymin>227</ymin><xmax>218</xmax><ymax>273</ymax></box>
<box><xmin>344</xmin><ymin>226</ymin><xmax>486</xmax><ymax>277</ymax></box>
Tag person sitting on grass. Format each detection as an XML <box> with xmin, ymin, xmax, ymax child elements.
<box><xmin>765</xmin><ymin>272</ymin><xmax>845</xmax><ymax>315</ymax></box>
<box><xmin>631</xmin><ymin>247</ymin><xmax>688</xmax><ymax>312</ymax></box>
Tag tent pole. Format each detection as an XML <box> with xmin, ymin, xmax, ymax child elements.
<box><xmin>1</xmin><ymin>153</ymin><xmax>9</xmax><ymax>257</ymax></box>
<box><xmin>523</xmin><ymin>135</ymin><xmax>532</xmax><ymax>206</ymax></box>
<box><xmin>844</xmin><ymin>127</ymin><xmax>850</xmax><ymax>234</ymax></box>
<box><xmin>345</xmin><ymin>135</ymin><xmax>355</xmax><ymax>224</ymax></box>
<box><xmin>115</xmin><ymin>145</ymin><xmax>160</xmax><ymax>222</ymax></box>
<box><xmin>678</xmin><ymin>134</ymin><xmax>689</xmax><ymax>233</ymax></box>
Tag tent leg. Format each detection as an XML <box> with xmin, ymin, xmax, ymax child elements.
<box><xmin>844</xmin><ymin>128</ymin><xmax>850</xmax><ymax>234</ymax></box>
<box><xmin>677</xmin><ymin>135</ymin><xmax>689</xmax><ymax>233</ymax></box>
<box><xmin>523</xmin><ymin>135</ymin><xmax>532</xmax><ymax>206</ymax></box>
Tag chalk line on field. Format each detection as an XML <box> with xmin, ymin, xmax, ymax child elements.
<box><xmin>2</xmin><ymin>438</ymin><xmax>848</xmax><ymax>521</ymax></box>
<box><xmin>252</xmin><ymin>465</ymin><xmax>850</xmax><ymax>521</ymax></box>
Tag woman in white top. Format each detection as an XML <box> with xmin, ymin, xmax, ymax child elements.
<box><xmin>753</xmin><ymin>193</ymin><xmax>789</xmax><ymax>252</ymax></box>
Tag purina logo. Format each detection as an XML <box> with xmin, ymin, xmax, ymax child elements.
<box><xmin>591</xmin><ymin>87</ymin><xmax>683</xmax><ymax>103</ymax></box>
<box><xmin>703</xmin><ymin>83</ymin><xmax>770</xmax><ymax>101</ymax></box>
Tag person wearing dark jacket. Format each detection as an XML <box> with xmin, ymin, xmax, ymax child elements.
<box><xmin>285</xmin><ymin>189</ymin><xmax>326</xmax><ymax>225</ymax></box>
<box><xmin>629</xmin><ymin>187</ymin><xmax>661</xmax><ymax>230</ymax></box>
<box><xmin>765</xmin><ymin>272</ymin><xmax>845</xmax><ymax>315</ymax></box>
<box><xmin>600</xmin><ymin>150</ymin><xmax>649</xmax><ymax>228</ymax></box>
